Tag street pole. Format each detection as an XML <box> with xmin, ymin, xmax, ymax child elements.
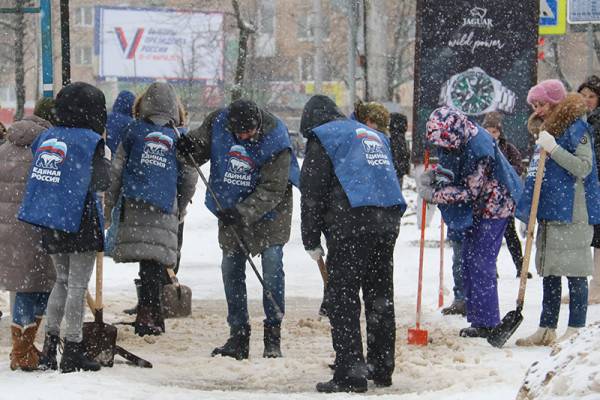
<box><xmin>347</xmin><ymin>0</ymin><xmax>358</xmax><ymax>106</ymax></box>
<box><xmin>313</xmin><ymin>0</ymin><xmax>324</xmax><ymax>94</ymax></box>
<box><xmin>588</xmin><ymin>23</ymin><xmax>594</xmax><ymax>77</ymax></box>
<box><xmin>40</xmin><ymin>0</ymin><xmax>53</xmax><ymax>97</ymax></box>
<box><xmin>60</xmin><ymin>0</ymin><xmax>71</xmax><ymax>86</ymax></box>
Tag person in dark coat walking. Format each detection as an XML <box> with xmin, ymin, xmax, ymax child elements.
<box><xmin>300</xmin><ymin>95</ymin><xmax>405</xmax><ymax>393</ymax></box>
<box><xmin>178</xmin><ymin>99</ymin><xmax>299</xmax><ymax>360</ymax></box>
<box><xmin>578</xmin><ymin>75</ymin><xmax>600</xmax><ymax>304</ymax></box>
<box><xmin>482</xmin><ymin>112</ymin><xmax>530</xmax><ymax>279</ymax></box>
<box><xmin>18</xmin><ymin>82</ymin><xmax>111</xmax><ymax>373</ymax></box>
<box><xmin>105</xmin><ymin>90</ymin><xmax>135</xmax><ymax>153</ymax></box>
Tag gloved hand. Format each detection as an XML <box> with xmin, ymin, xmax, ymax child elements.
<box><xmin>103</xmin><ymin>145</ymin><xmax>112</xmax><ymax>162</ymax></box>
<box><xmin>433</xmin><ymin>165</ymin><xmax>454</xmax><ymax>186</ymax></box>
<box><xmin>216</xmin><ymin>207</ymin><xmax>242</xmax><ymax>227</ymax></box>
<box><xmin>418</xmin><ymin>184</ymin><xmax>435</xmax><ymax>203</ymax></box>
<box><xmin>418</xmin><ymin>169</ymin><xmax>436</xmax><ymax>188</ymax></box>
<box><xmin>306</xmin><ymin>245</ymin><xmax>324</xmax><ymax>261</ymax></box>
<box><xmin>536</xmin><ymin>130</ymin><xmax>558</xmax><ymax>154</ymax></box>
<box><xmin>176</xmin><ymin>133</ymin><xmax>197</xmax><ymax>158</ymax></box>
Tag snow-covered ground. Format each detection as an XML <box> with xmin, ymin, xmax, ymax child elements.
<box><xmin>0</xmin><ymin>169</ymin><xmax>598</xmax><ymax>400</ymax></box>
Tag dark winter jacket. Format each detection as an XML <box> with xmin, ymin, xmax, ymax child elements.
<box><xmin>41</xmin><ymin>83</ymin><xmax>111</xmax><ymax>254</ymax></box>
<box><xmin>106</xmin><ymin>90</ymin><xmax>135</xmax><ymax>153</ymax></box>
<box><xmin>498</xmin><ymin>136</ymin><xmax>524</xmax><ymax>176</ymax></box>
<box><xmin>185</xmin><ymin>105</ymin><xmax>293</xmax><ymax>255</ymax></box>
<box><xmin>389</xmin><ymin>112</ymin><xmax>410</xmax><ymax>181</ymax></box>
<box><xmin>106</xmin><ymin>83</ymin><xmax>197</xmax><ymax>266</ymax></box>
<box><xmin>587</xmin><ymin>107</ymin><xmax>600</xmax><ymax>180</ymax></box>
<box><xmin>0</xmin><ymin>116</ymin><xmax>55</xmax><ymax>292</ymax></box>
<box><xmin>299</xmin><ymin>95</ymin><xmax>402</xmax><ymax>250</ymax></box>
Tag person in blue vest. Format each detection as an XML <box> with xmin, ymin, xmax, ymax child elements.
<box><xmin>417</xmin><ymin>107</ymin><xmax>522</xmax><ymax>339</ymax></box>
<box><xmin>105</xmin><ymin>90</ymin><xmax>135</xmax><ymax>153</ymax></box>
<box><xmin>177</xmin><ymin>99</ymin><xmax>299</xmax><ymax>360</ymax></box>
<box><xmin>516</xmin><ymin>81</ymin><xmax>600</xmax><ymax>346</ymax></box>
<box><xmin>105</xmin><ymin>82</ymin><xmax>197</xmax><ymax>337</ymax></box>
<box><xmin>18</xmin><ymin>82</ymin><xmax>111</xmax><ymax>373</ymax></box>
<box><xmin>300</xmin><ymin>95</ymin><xmax>406</xmax><ymax>393</ymax></box>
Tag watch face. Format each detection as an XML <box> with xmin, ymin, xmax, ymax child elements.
<box><xmin>449</xmin><ymin>69</ymin><xmax>494</xmax><ymax>115</ymax></box>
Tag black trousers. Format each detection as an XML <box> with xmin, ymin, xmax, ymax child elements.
<box><xmin>139</xmin><ymin>260</ymin><xmax>166</xmax><ymax>309</ymax></box>
<box><xmin>326</xmin><ymin>232</ymin><xmax>397</xmax><ymax>384</ymax></box>
<box><xmin>504</xmin><ymin>217</ymin><xmax>523</xmax><ymax>273</ymax></box>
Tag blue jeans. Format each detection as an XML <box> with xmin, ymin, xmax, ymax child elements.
<box><xmin>451</xmin><ymin>240</ymin><xmax>465</xmax><ymax>301</ymax></box>
<box><xmin>13</xmin><ymin>292</ymin><xmax>50</xmax><ymax>327</ymax></box>
<box><xmin>221</xmin><ymin>245</ymin><xmax>285</xmax><ymax>328</ymax></box>
<box><xmin>540</xmin><ymin>276</ymin><xmax>588</xmax><ymax>328</ymax></box>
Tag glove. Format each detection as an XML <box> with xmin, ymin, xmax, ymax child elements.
<box><xmin>216</xmin><ymin>207</ymin><xmax>242</xmax><ymax>227</ymax></box>
<box><xmin>535</xmin><ymin>130</ymin><xmax>558</xmax><ymax>154</ymax></box>
<box><xmin>306</xmin><ymin>245</ymin><xmax>324</xmax><ymax>261</ymax></box>
<box><xmin>433</xmin><ymin>165</ymin><xmax>454</xmax><ymax>186</ymax></box>
<box><xmin>418</xmin><ymin>169</ymin><xmax>436</xmax><ymax>187</ymax></box>
<box><xmin>418</xmin><ymin>184</ymin><xmax>435</xmax><ymax>203</ymax></box>
<box><xmin>103</xmin><ymin>145</ymin><xmax>112</xmax><ymax>162</ymax></box>
<box><xmin>176</xmin><ymin>133</ymin><xmax>197</xmax><ymax>158</ymax></box>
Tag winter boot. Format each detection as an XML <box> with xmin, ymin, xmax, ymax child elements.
<box><xmin>589</xmin><ymin>248</ymin><xmax>600</xmax><ymax>304</ymax></box>
<box><xmin>60</xmin><ymin>340</ymin><xmax>101</xmax><ymax>373</ymax></box>
<box><xmin>39</xmin><ymin>333</ymin><xmax>60</xmax><ymax>370</ymax></box>
<box><xmin>10</xmin><ymin>324</ymin><xmax>40</xmax><ymax>371</ymax></box>
<box><xmin>515</xmin><ymin>327</ymin><xmax>556</xmax><ymax>346</ymax></box>
<box><xmin>316</xmin><ymin>378</ymin><xmax>368</xmax><ymax>393</ymax></box>
<box><xmin>441</xmin><ymin>300</ymin><xmax>466</xmax><ymax>316</ymax></box>
<box><xmin>134</xmin><ymin>305</ymin><xmax>163</xmax><ymax>337</ymax></box>
<box><xmin>557</xmin><ymin>327</ymin><xmax>581</xmax><ymax>343</ymax></box>
<box><xmin>263</xmin><ymin>324</ymin><xmax>282</xmax><ymax>358</ymax></box>
<box><xmin>459</xmin><ymin>326</ymin><xmax>494</xmax><ymax>338</ymax></box>
<box><xmin>123</xmin><ymin>279</ymin><xmax>142</xmax><ymax>315</ymax></box>
<box><xmin>211</xmin><ymin>325</ymin><xmax>250</xmax><ymax>360</ymax></box>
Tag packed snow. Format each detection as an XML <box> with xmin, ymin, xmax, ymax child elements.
<box><xmin>0</xmin><ymin>170</ymin><xmax>598</xmax><ymax>400</ymax></box>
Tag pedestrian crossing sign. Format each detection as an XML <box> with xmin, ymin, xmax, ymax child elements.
<box><xmin>540</xmin><ymin>0</ymin><xmax>567</xmax><ymax>35</ymax></box>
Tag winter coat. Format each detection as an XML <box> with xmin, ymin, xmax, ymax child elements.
<box><xmin>586</xmin><ymin>107</ymin><xmax>600</xmax><ymax>247</ymax></box>
<box><xmin>106</xmin><ymin>90</ymin><xmax>135</xmax><ymax>153</ymax></box>
<box><xmin>0</xmin><ymin>116</ymin><xmax>54</xmax><ymax>292</ymax></box>
<box><xmin>533</xmin><ymin>94</ymin><xmax>594</xmax><ymax>277</ymax></box>
<box><xmin>40</xmin><ymin>82</ymin><xmax>112</xmax><ymax>254</ymax></box>
<box><xmin>389</xmin><ymin>112</ymin><xmax>410</xmax><ymax>182</ymax></box>
<box><xmin>185</xmin><ymin>107</ymin><xmax>293</xmax><ymax>255</ymax></box>
<box><xmin>498</xmin><ymin>136</ymin><xmax>524</xmax><ymax>176</ymax></box>
<box><xmin>106</xmin><ymin>83</ymin><xmax>198</xmax><ymax>266</ymax></box>
<box><xmin>299</xmin><ymin>95</ymin><xmax>403</xmax><ymax>250</ymax></box>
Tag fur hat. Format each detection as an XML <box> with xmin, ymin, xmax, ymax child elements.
<box><xmin>577</xmin><ymin>75</ymin><xmax>600</xmax><ymax>98</ymax></box>
<box><xmin>354</xmin><ymin>100</ymin><xmax>390</xmax><ymax>133</ymax></box>
<box><xmin>527</xmin><ymin>79</ymin><xmax>567</xmax><ymax>105</ymax></box>
<box><xmin>482</xmin><ymin>112</ymin><xmax>503</xmax><ymax>133</ymax></box>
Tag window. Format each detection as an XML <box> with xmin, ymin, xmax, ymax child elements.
<box><xmin>258</xmin><ymin>0</ymin><xmax>275</xmax><ymax>35</ymax></box>
<box><xmin>75</xmin><ymin>7</ymin><xmax>93</xmax><ymax>27</ymax></box>
<box><xmin>297</xmin><ymin>12</ymin><xmax>330</xmax><ymax>41</ymax></box>
<box><xmin>298</xmin><ymin>55</ymin><xmax>313</xmax><ymax>81</ymax></box>
<box><xmin>74</xmin><ymin>46</ymin><xmax>92</xmax><ymax>65</ymax></box>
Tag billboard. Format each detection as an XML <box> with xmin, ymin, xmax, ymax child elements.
<box><xmin>412</xmin><ymin>0</ymin><xmax>539</xmax><ymax>161</ymax></box>
<box><xmin>96</xmin><ymin>7</ymin><xmax>224</xmax><ymax>81</ymax></box>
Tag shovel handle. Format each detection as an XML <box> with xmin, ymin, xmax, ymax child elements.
<box><xmin>86</xmin><ymin>290</ymin><xmax>97</xmax><ymax>313</ymax></box>
<box><xmin>439</xmin><ymin>219</ymin><xmax>445</xmax><ymax>308</ymax></box>
<box><xmin>415</xmin><ymin>150</ymin><xmax>430</xmax><ymax>329</ymax></box>
<box><xmin>95</xmin><ymin>251</ymin><xmax>104</xmax><ymax>310</ymax></box>
<box><xmin>518</xmin><ymin>150</ymin><xmax>547</xmax><ymax>307</ymax></box>
<box><xmin>317</xmin><ymin>256</ymin><xmax>328</xmax><ymax>286</ymax></box>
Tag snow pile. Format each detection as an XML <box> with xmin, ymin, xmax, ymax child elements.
<box><xmin>516</xmin><ymin>322</ymin><xmax>600</xmax><ymax>400</ymax></box>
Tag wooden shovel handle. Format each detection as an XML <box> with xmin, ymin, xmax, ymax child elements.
<box><xmin>317</xmin><ymin>256</ymin><xmax>328</xmax><ymax>286</ymax></box>
<box><xmin>95</xmin><ymin>251</ymin><xmax>104</xmax><ymax>310</ymax></box>
<box><xmin>518</xmin><ymin>150</ymin><xmax>547</xmax><ymax>306</ymax></box>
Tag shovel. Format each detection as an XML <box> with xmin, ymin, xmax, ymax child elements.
<box><xmin>408</xmin><ymin>150</ymin><xmax>430</xmax><ymax>346</ymax></box>
<box><xmin>317</xmin><ymin>256</ymin><xmax>329</xmax><ymax>317</ymax></box>
<box><xmin>161</xmin><ymin>267</ymin><xmax>192</xmax><ymax>318</ymax></box>
<box><xmin>82</xmin><ymin>252</ymin><xmax>152</xmax><ymax>368</ymax></box>
<box><xmin>487</xmin><ymin>150</ymin><xmax>547</xmax><ymax>348</ymax></box>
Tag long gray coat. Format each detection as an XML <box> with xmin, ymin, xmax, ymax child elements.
<box><xmin>105</xmin><ymin>83</ymin><xmax>198</xmax><ymax>266</ymax></box>
<box><xmin>0</xmin><ymin>116</ymin><xmax>55</xmax><ymax>292</ymax></box>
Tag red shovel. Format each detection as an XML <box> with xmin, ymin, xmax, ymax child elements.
<box><xmin>408</xmin><ymin>150</ymin><xmax>430</xmax><ymax>346</ymax></box>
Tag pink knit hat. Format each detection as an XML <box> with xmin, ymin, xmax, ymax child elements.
<box><xmin>527</xmin><ymin>79</ymin><xmax>567</xmax><ymax>105</ymax></box>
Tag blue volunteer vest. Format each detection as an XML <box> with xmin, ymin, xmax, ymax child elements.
<box><xmin>121</xmin><ymin>120</ymin><xmax>179</xmax><ymax>213</ymax></box>
<box><xmin>18</xmin><ymin>127</ymin><xmax>101</xmax><ymax>233</ymax></box>
<box><xmin>312</xmin><ymin>119</ymin><xmax>406</xmax><ymax>212</ymax></box>
<box><xmin>516</xmin><ymin>119</ymin><xmax>600</xmax><ymax>224</ymax></box>
<box><xmin>437</xmin><ymin>127</ymin><xmax>523</xmax><ymax>231</ymax></box>
<box><xmin>205</xmin><ymin>110</ymin><xmax>300</xmax><ymax>216</ymax></box>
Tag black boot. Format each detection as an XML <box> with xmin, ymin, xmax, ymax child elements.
<box><xmin>134</xmin><ymin>305</ymin><xmax>164</xmax><ymax>337</ymax></box>
<box><xmin>441</xmin><ymin>300</ymin><xmax>466</xmax><ymax>316</ymax></box>
<box><xmin>211</xmin><ymin>325</ymin><xmax>250</xmax><ymax>360</ymax></box>
<box><xmin>123</xmin><ymin>279</ymin><xmax>142</xmax><ymax>315</ymax></box>
<box><xmin>263</xmin><ymin>324</ymin><xmax>282</xmax><ymax>358</ymax></box>
<box><xmin>316</xmin><ymin>379</ymin><xmax>368</xmax><ymax>393</ymax></box>
<box><xmin>39</xmin><ymin>334</ymin><xmax>60</xmax><ymax>371</ymax></box>
<box><xmin>60</xmin><ymin>341</ymin><xmax>101</xmax><ymax>373</ymax></box>
<box><xmin>459</xmin><ymin>326</ymin><xmax>494</xmax><ymax>338</ymax></box>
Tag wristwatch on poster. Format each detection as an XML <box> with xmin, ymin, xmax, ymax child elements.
<box><xmin>438</xmin><ymin>67</ymin><xmax>516</xmax><ymax>115</ymax></box>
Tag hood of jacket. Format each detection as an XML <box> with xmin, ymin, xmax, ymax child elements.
<box><xmin>541</xmin><ymin>93</ymin><xmax>588</xmax><ymax>138</ymax></box>
<box><xmin>426</xmin><ymin>107</ymin><xmax>478</xmax><ymax>150</ymax></box>
<box><xmin>7</xmin><ymin>115</ymin><xmax>52</xmax><ymax>147</ymax></box>
<box><xmin>134</xmin><ymin>82</ymin><xmax>180</xmax><ymax>127</ymax></box>
<box><xmin>112</xmin><ymin>90</ymin><xmax>135</xmax><ymax>116</ymax></box>
<box><xmin>299</xmin><ymin>95</ymin><xmax>346</xmax><ymax>138</ymax></box>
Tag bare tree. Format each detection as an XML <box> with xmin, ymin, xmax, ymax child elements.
<box><xmin>386</xmin><ymin>0</ymin><xmax>416</xmax><ymax>101</ymax></box>
<box><xmin>541</xmin><ymin>36</ymin><xmax>572</xmax><ymax>91</ymax></box>
<box><xmin>231</xmin><ymin>0</ymin><xmax>255</xmax><ymax>101</ymax></box>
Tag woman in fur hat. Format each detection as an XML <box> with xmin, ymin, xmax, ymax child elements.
<box><xmin>516</xmin><ymin>79</ymin><xmax>600</xmax><ymax>346</ymax></box>
<box><xmin>578</xmin><ymin>75</ymin><xmax>600</xmax><ymax>304</ymax></box>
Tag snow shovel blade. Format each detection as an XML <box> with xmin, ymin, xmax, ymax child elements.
<box><xmin>487</xmin><ymin>309</ymin><xmax>523</xmax><ymax>348</ymax></box>
<box><xmin>161</xmin><ymin>282</ymin><xmax>192</xmax><ymax>318</ymax></box>
<box><xmin>407</xmin><ymin>328</ymin><xmax>428</xmax><ymax>346</ymax></box>
<box><xmin>82</xmin><ymin>309</ymin><xmax>118</xmax><ymax>367</ymax></box>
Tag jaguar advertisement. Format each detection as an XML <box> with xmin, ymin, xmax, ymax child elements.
<box><xmin>412</xmin><ymin>0</ymin><xmax>539</xmax><ymax>161</ymax></box>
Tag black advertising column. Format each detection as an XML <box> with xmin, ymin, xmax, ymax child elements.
<box><xmin>60</xmin><ymin>0</ymin><xmax>71</xmax><ymax>86</ymax></box>
<box><xmin>412</xmin><ymin>0</ymin><xmax>539</xmax><ymax>162</ymax></box>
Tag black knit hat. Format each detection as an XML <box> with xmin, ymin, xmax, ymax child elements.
<box><xmin>578</xmin><ymin>75</ymin><xmax>600</xmax><ymax>98</ymax></box>
<box><xmin>227</xmin><ymin>99</ymin><xmax>261</xmax><ymax>134</ymax></box>
<box><xmin>55</xmin><ymin>82</ymin><xmax>107</xmax><ymax>135</ymax></box>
